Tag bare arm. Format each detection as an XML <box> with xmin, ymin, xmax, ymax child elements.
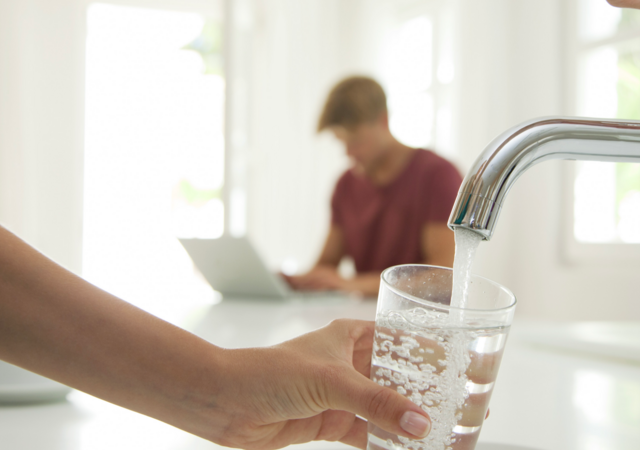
<box><xmin>421</xmin><ymin>222</ymin><xmax>456</xmax><ymax>268</ymax></box>
<box><xmin>0</xmin><ymin>226</ymin><xmax>431</xmax><ymax>449</ymax></box>
<box><xmin>316</xmin><ymin>224</ymin><xmax>346</xmax><ymax>267</ymax></box>
<box><xmin>345</xmin><ymin>223</ymin><xmax>456</xmax><ymax>294</ymax></box>
<box><xmin>343</xmin><ymin>223</ymin><xmax>456</xmax><ymax>296</ymax></box>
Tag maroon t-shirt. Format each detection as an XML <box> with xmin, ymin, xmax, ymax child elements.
<box><xmin>331</xmin><ymin>149</ymin><xmax>462</xmax><ymax>273</ymax></box>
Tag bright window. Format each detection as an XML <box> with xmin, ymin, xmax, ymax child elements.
<box><xmin>574</xmin><ymin>0</ymin><xmax>640</xmax><ymax>243</ymax></box>
<box><xmin>380</xmin><ymin>3</ymin><xmax>456</xmax><ymax>157</ymax></box>
<box><xmin>382</xmin><ymin>16</ymin><xmax>434</xmax><ymax>149</ymax></box>
<box><xmin>83</xmin><ymin>2</ymin><xmax>224</xmax><ymax>323</ymax></box>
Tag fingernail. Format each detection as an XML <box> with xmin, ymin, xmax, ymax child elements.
<box><xmin>400</xmin><ymin>411</ymin><xmax>431</xmax><ymax>438</ymax></box>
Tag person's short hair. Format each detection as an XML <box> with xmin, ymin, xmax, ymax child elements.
<box><xmin>317</xmin><ymin>76</ymin><xmax>387</xmax><ymax>132</ymax></box>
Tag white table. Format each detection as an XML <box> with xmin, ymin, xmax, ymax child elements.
<box><xmin>1</xmin><ymin>296</ymin><xmax>639</xmax><ymax>450</ymax></box>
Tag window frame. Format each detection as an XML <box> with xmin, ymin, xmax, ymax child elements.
<box><xmin>562</xmin><ymin>0</ymin><xmax>640</xmax><ymax>266</ymax></box>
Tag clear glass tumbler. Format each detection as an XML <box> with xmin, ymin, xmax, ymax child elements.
<box><xmin>367</xmin><ymin>264</ymin><xmax>516</xmax><ymax>450</ymax></box>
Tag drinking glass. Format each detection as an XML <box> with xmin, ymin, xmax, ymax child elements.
<box><xmin>367</xmin><ymin>264</ymin><xmax>516</xmax><ymax>450</ymax></box>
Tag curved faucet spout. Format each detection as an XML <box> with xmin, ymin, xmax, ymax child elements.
<box><xmin>448</xmin><ymin>116</ymin><xmax>640</xmax><ymax>240</ymax></box>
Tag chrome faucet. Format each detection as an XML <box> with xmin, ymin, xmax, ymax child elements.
<box><xmin>448</xmin><ymin>116</ymin><xmax>640</xmax><ymax>240</ymax></box>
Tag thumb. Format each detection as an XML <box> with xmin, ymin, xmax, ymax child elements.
<box><xmin>330</xmin><ymin>370</ymin><xmax>431</xmax><ymax>440</ymax></box>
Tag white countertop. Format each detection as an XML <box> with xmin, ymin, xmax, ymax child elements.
<box><xmin>1</xmin><ymin>296</ymin><xmax>639</xmax><ymax>450</ymax></box>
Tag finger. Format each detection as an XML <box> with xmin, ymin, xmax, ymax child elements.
<box><xmin>457</xmin><ymin>391</ymin><xmax>491</xmax><ymax>427</ymax></box>
<box><xmin>292</xmin><ymin>280</ymin><xmax>317</xmax><ymax>290</ymax></box>
<box><xmin>265</xmin><ymin>411</ymin><xmax>364</xmax><ymax>450</ymax></box>
<box><xmin>338</xmin><ymin>416</ymin><xmax>368</xmax><ymax>450</ymax></box>
<box><xmin>328</xmin><ymin>319</ymin><xmax>374</xmax><ymax>375</ymax></box>
<box><xmin>280</xmin><ymin>274</ymin><xmax>295</xmax><ymax>288</ymax></box>
<box><xmin>305</xmin><ymin>281</ymin><xmax>332</xmax><ymax>291</ymax></box>
<box><xmin>352</xmin><ymin>346</ymin><xmax>373</xmax><ymax>378</ymax></box>
<box><xmin>329</xmin><ymin>370</ymin><xmax>431</xmax><ymax>440</ymax></box>
<box><xmin>608</xmin><ymin>0</ymin><xmax>640</xmax><ymax>10</ymax></box>
<box><xmin>466</xmin><ymin>350</ymin><xmax>502</xmax><ymax>384</ymax></box>
<box><xmin>314</xmin><ymin>410</ymin><xmax>366</xmax><ymax>446</ymax></box>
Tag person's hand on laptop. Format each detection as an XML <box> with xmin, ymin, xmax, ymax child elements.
<box><xmin>283</xmin><ymin>265</ymin><xmax>382</xmax><ymax>298</ymax></box>
<box><xmin>283</xmin><ymin>265</ymin><xmax>344</xmax><ymax>291</ymax></box>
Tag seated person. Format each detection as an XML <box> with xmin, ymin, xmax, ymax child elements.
<box><xmin>285</xmin><ymin>76</ymin><xmax>462</xmax><ymax>297</ymax></box>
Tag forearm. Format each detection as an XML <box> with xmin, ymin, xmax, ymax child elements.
<box><xmin>312</xmin><ymin>262</ymin><xmax>338</xmax><ymax>271</ymax></box>
<box><xmin>315</xmin><ymin>225</ymin><xmax>345</xmax><ymax>267</ymax></box>
<box><xmin>422</xmin><ymin>223</ymin><xmax>455</xmax><ymax>268</ymax></box>
<box><xmin>0</xmin><ymin>227</ymin><xmax>433</xmax><ymax>449</ymax></box>
<box><xmin>0</xmin><ymin>227</ymin><xmax>226</xmax><ymax>441</ymax></box>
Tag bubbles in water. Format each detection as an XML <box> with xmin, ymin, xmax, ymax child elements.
<box><xmin>371</xmin><ymin>310</ymin><xmax>472</xmax><ymax>450</ymax></box>
<box><xmin>369</xmin><ymin>309</ymin><xmax>507</xmax><ymax>450</ymax></box>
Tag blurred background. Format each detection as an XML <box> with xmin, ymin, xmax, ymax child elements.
<box><xmin>1</xmin><ymin>0</ymin><xmax>640</xmax><ymax>322</ymax></box>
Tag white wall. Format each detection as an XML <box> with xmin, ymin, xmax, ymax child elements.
<box><xmin>0</xmin><ymin>0</ymin><xmax>85</xmax><ymax>273</ymax></box>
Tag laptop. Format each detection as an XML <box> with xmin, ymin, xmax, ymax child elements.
<box><xmin>179</xmin><ymin>235</ymin><xmax>310</xmax><ymax>299</ymax></box>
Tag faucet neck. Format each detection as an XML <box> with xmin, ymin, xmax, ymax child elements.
<box><xmin>448</xmin><ymin>116</ymin><xmax>640</xmax><ymax>240</ymax></box>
